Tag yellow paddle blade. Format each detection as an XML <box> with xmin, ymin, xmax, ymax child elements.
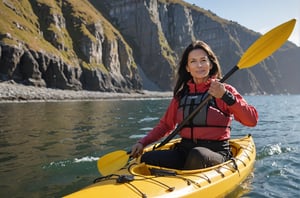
<box><xmin>97</xmin><ymin>150</ymin><xmax>129</xmax><ymax>176</ymax></box>
<box><xmin>238</xmin><ymin>19</ymin><xmax>296</xmax><ymax>69</ymax></box>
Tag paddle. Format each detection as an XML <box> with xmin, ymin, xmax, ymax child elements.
<box><xmin>97</xmin><ymin>150</ymin><xmax>131</xmax><ymax>176</ymax></box>
<box><xmin>97</xmin><ymin>18</ymin><xmax>296</xmax><ymax>176</ymax></box>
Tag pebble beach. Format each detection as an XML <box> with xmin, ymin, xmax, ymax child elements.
<box><xmin>0</xmin><ymin>82</ymin><xmax>172</xmax><ymax>102</ymax></box>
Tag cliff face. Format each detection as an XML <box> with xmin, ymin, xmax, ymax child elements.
<box><xmin>90</xmin><ymin>0</ymin><xmax>299</xmax><ymax>94</ymax></box>
<box><xmin>0</xmin><ymin>0</ymin><xmax>141</xmax><ymax>92</ymax></box>
<box><xmin>0</xmin><ymin>0</ymin><xmax>299</xmax><ymax>94</ymax></box>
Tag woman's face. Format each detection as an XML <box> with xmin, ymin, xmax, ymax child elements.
<box><xmin>186</xmin><ymin>49</ymin><xmax>212</xmax><ymax>84</ymax></box>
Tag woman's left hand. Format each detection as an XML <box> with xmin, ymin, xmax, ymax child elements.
<box><xmin>208</xmin><ymin>80</ymin><xmax>226</xmax><ymax>98</ymax></box>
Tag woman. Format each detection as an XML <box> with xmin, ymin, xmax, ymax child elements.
<box><xmin>131</xmin><ymin>40</ymin><xmax>258</xmax><ymax>170</ymax></box>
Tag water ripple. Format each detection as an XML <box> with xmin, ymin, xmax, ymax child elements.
<box><xmin>43</xmin><ymin>156</ymin><xmax>98</xmax><ymax>169</ymax></box>
<box><xmin>257</xmin><ymin>143</ymin><xmax>293</xmax><ymax>160</ymax></box>
<box><xmin>138</xmin><ymin>117</ymin><xmax>159</xmax><ymax>123</ymax></box>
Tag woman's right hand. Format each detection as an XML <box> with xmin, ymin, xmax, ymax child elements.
<box><xmin>131</xmin><ymin>142</ymin><xmax>144</xmax><ymax>158</ymax></box>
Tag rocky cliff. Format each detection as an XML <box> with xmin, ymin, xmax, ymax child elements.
<box><xmin>0</xmin><ymin>0</ymin><xmax>299</xmax><ymax>94</ymax></box>
<box><xmin>0</xmin><ymin>0</ymin><xmax>141</xmax><ymax>92</ymax></box>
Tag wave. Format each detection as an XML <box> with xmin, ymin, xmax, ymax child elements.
<box><xmin>257</xmin><ymin>143</ymin><xmax>293</xmax><ymax>160</ymax></box>
<box><xmin>138</xmin><ymin>117</ymin><xmax>159</xmax><ymax>123</ymax></box>
<box><xmin>43</xmin><ymin>156</ymin><xmax>99</xmax><ymax>169</ymax></box>
<box><xmin>74</xmin><ymin>156</ymin><xmax>99</xmax><ymax>163</ymax></box>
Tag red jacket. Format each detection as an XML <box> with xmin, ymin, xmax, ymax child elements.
<box><xmin>138</xmin><ymin>79</ymin><xmax>258</xmax><ymax>146</ymax></box>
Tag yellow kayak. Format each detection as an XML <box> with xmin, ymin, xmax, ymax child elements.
<box><xmin>65</xmin><ymin>134</ymin><xmax>255</xmax><ymax>198</ymax></box>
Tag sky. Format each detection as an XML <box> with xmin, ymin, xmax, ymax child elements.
<box><xmin>184</xmin><ymin>0</ymin><xmax>300</xmax><ymax>46</ymax></box>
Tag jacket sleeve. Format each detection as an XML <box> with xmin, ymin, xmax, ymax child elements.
<box><xmin>221</xmin><ymin>85</ymin><xmax>258</xmax><ymax>127</ymax></box>
<box><xmin>138</xmin><ymin>98</ymin><xmax>178</xmax><ymax>147</ymax></box>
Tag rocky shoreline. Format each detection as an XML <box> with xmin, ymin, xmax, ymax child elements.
<box><xmin>0</xmin><ymin>82</ymin><xmax>172</xmax><ymax>103</ymax></box>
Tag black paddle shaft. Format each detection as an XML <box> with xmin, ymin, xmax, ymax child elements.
<box><xmin>154</xmin><ymin>66</ymin><xmax>239</xmax><ymax>149</ymax></box>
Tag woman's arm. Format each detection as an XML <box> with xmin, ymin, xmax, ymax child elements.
<box><xmin>222</xmin><ymin>85</ymin><xmax>258</xmax><ymax>127</ymax></box>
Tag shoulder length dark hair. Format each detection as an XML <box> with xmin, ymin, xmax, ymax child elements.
<box><xmin>173</xmin><ymin>40</ymin><xmax>222</xmax><ymax>97</ymax></box>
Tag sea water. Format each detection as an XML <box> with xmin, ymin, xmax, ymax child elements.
<box><xmin>0</xmin><ymin>95</ymin><xmax>299</xmax><ymax>197</ymax></box>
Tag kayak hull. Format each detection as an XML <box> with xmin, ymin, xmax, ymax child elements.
<box><xmin>65</xmin><ymin>135</ymin><xmax>256</xmax><ymax>198</ymax></box>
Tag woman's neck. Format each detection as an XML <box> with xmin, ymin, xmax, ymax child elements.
<box><xmin>193</xmin><ymin>76</ymin><xmax>209</xmax><ymax>84</ymax></box>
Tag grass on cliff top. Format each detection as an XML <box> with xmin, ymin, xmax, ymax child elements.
<box><xmin>0</xmin><ymin>0</ymin><xmax>54</xmax><ymax>51</ymax></box>
<box><xmin>0</xmin><ymin>0</ymin><xmax>136</xmax><ymax>71</ymax></box>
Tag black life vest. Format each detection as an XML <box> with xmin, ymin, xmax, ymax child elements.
<box><xmin>177</xmin><ymin>91</ymin><xmax>231</xmax><ymax>140</ymax></box>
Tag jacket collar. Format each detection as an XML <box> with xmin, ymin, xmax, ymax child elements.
<box><xmin>187</xmin><ymin>78</ymin><xmax>212</xmax><ymax>93</ymax></box>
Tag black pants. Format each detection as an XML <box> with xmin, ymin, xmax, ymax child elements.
<box><xmin>141</xmin><ymin>138</ymin><xmax>231</xmax><ymax>170</ymax></box>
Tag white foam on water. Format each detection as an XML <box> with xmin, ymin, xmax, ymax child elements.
<box><xmin>138</xmin><ymin>117</ymin><xmax>159</xmax><ymax>123</ymax></box>
<box><xmin>139</xmin><ymin>127</ymin><xmax>153</xmax><ymax>131</ymax></box>
<box><xmin>74</xmin><ymin>156</ymin><xmax>99</xmax><ymax>163</ymax></box>
<box><xmin>129</xmin><ymin>134</ymin><xmax>146</xmax><ymax>139</ymax></box>
<box><xmin>268</xmin><ymin>143</ymin><xmax>282</xmax><ymax>155</ymax></box>
<box><xmin>44</xmin><ymin>156</ymin><xmax>99</xmax><ymax>169</ymax></box>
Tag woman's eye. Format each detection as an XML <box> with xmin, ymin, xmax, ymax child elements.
<box><xmin>200</xmin><ymin>59</ymin><xmax>207</xmax><ymax>64</ymax></box>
